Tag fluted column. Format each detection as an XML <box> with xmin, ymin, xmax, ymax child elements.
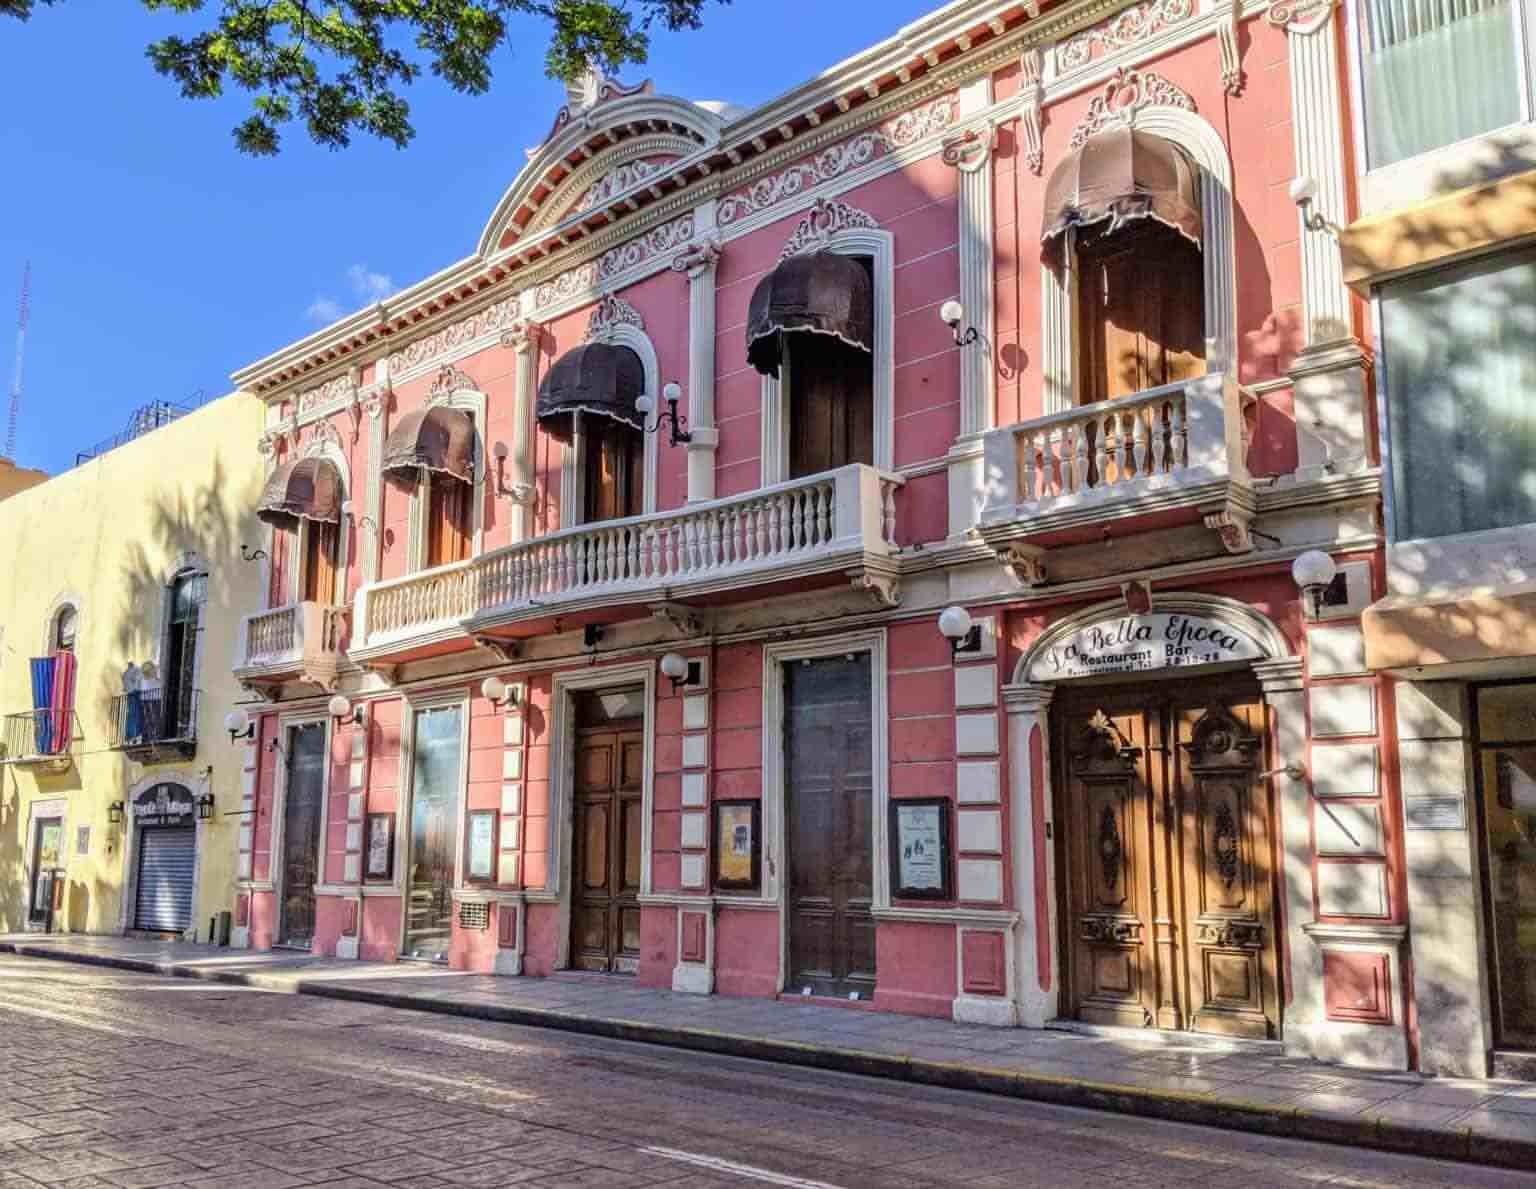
<box><xmin>673</xmin><ymin>218</ymin><xmax>722</xmax><ymax>504</ymax></box>
<box><xmin>501</xmin><ymin>315</ymin><xmax>543</xmax><ymax>542</ymax></box>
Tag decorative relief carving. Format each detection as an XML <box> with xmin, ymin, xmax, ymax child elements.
<box><xmin>299</xmin><ymin>419</ymin><xmax>344</xmax><ymax>457</ymax></box>
<box><xmin>428</xmin><ymin>364</ymin><xmax>478</xmax><ymax>400</ymax></box>
<box><xmin>671</xmin><ymin>236</ymin><xmax>722</xmax><ymax>277</ymax></box>
<box><xmin>1266</xmin><ymin>0</ymin><xmax>1336</xmax><ymax>34</ymax></box>
<box><xmin>941</xmin><ymin>125</ymin><xmax>995</xmax><ymax>172</ymax></box>
<box><xmin>385</xmin><ymin>294</ymin><xmax>520</xmax><ymax>380</ymax></box>
<box><xmin>1212</xmin><ymin>801</ymin><xmax>1240</xmax><ymax>890</ymax></box>
<box><xmin>1098</xmin><ymin>804</ymin><xmax>1124</xmax><ymax>892</ymax></box>
<box><xmin>1216</xmin><ymin>0</ymin><xmax>1244</xmax><ymax>94</ymax></box>
<box><xmin>532</xmin><ymin>210</ymin><xmax>696</xmax><ymax>311</ymax></box>
<box><xmin>499</xmin><ymin>318</ymin><xmax>543</xmax><ymax>355</ymax></box>
<box><xmin>584</xmin><ymin>293</ymin><xmax>645</xmax><ymax>342</ymax></box>
<box><xmin>717</xmin><ymin>95</ymin><xmax>957</xmax><ymax>226</ymax></box>
<box><xmin>1057</xmin><ymin>0</ymin><xmax>1194</xmax><ymax>71</ymax></box>
<box><xmin>1019</xmin><ymin>48</ymin><xmax>1045</xmax><ymax>175</ymax></box>
<box><xmin>1069</xmin><ymin>67</ymin><xmax>1196</xmax><ymax>150</ymax></box>
<box><xmin>295</xmin><ymin>372</ymin><xmax>357</xmax><ymax>415</ymax></box>
<box><xmin>1203</xmin><ymin>504</ymin><xmax>1254</xmax><ymax>554</ymax></box>
<box><xmin>574</xmin><ymin>157</ymin><xmax>670</xmax><ymax>212</ymax></box>
<box><xmin>1196</xmin><ymin>918</ymin><xmax>1264</xmax><ymax>948</ymax></box>
<box><xmin>779</xmin><ymin>197</ymin><xmax>879</xmax><ymax>261</ymax></box>
<box><xmin>540</xmin><ymin>70</ymin><xmax>655</xmax><ymax>147</ymax></box>
<box><xmin>1079</xmin><ymin>914</ymin><xmax>1142</xmax><ymax>944</ymax></box>
<box><xmin>996</xmin><ymin>540</ymin><xmax>1047</xmax><ymax>586</ymax></box>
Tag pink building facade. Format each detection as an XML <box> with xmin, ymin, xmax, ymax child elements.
<box><xmin>228</xmin><ymin>0</ymin><xmax>1414</xmax><ymax>1071</ymax></box>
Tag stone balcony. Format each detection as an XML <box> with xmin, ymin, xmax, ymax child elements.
<box><xmin>233</xmin><ymin>601</ymin><xmax>350</xmax><ymax>693</ymax></box>
<box><xmin>348</xmin><ymin>464</ymin><xmax>904</xmax><ymax>663</ymax></box>
<box><xmin>978</xmin><ymin>373</ymin><xmax>1256</xmax><ymax>584</ymax></box>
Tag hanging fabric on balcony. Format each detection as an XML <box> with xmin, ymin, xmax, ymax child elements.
<box><xmin>256</xmin><ymin>456</ymin><xmax>343</xmax><ymax>529</ymax></box>
<box><xmin>535</xmin><ymin>342</ymin><xmax>646</xmax><ymax>443</ymax></box>
<box><xmin>382</xmin><ymin>405</ymin><xmax>476</xmax><ymax>484</ymax></box>
<box><xmin>1041</xmin><ymin>127</ymin><xmax>1202</xmax><ymax>260</ymax></box>
<box><xmin>746</xmin><ymin>251</ymin><xmax>873</xmax><ymax>378</ymax></box>
<box><xmin>29</xmin><ymin>656</ymin><xmax>54</xmax><ymax>755</ymax></box>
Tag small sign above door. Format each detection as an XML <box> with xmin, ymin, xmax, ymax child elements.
<box><xmin>1030</xmin><ymin>612</ymin><xmax>1266</xmax><ymax>682</ymax></box>
<box><xmin>132</xmin><ymin>783</ymin><xmax>194</xmax><ymax>828</ymax></box>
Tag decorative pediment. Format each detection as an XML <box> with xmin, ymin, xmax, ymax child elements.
<box><xmin>1071</xmin><ymin>709</ymin><xmax>1141</xmax><ymax>773</ymax></box>
<box><xmin>1182</xmin><ymin>705</ymin><xmax>1261</xmax><ymax>769</ymax></box>
<box><xmin>300</xmin><ymin>419</ymin><xmax>344</xmax><ymax>458</ymax></box>
<box><xmin>537</xmin><ymin>69</ymin><xmax>655</xmax><ymax>150</ymax></box>
<box><xmin>1069</xmin><ymin>67</ymin><xmax>1196</xmax><ymax>150</ymax></box>
<box><xmin>428</xmin><ymin>364</ymin><xmax>479</xmax><ymax>402</ymax></box>
<box><xmin>780</xmin><ymin>197</ymin><xmax>879</xmax><ymax>261</ymax></box>
<box><xmin>584</xmin><ymin>293</ymin><xmax>645</xmax><ymax>343</ymax></box>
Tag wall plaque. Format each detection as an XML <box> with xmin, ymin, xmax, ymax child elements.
<box><xmin>365</xmin><ymin>813</ymin><xmax>394</xmax><ymax>879</ymax></box>
<box><xmin>1028</xmin><ymin>612</ymin><xmax>1265</xmax><ymax>681</ymax></box>
<box><xmin>467</xmin><ymin>810</ymin><xmax>497</xmax><ymax>882</ymax></box>
<box><xmin>1404</xmin><ymin>796</ymin><xmax>1466</xmax><ymax>831</ymax></box>
<box><xmin>713</xmin><ymin>800</ymin><xmax>760</xmax><ymax>891</ymax></box>
<box><xmin>890</xmin><ymin>798</ymin><xmax>952</xmax><ymax>900</ymax></box>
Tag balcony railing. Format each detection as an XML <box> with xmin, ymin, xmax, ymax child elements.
<box><xmin>981</xmin><ymin>373</ymin><xmax>1253</xmax><ymax>538</ymax></box>
<box><xmin>233</xmin><ymin>601</ymin><xmax>350</xmax><ymax>690</ymax></box>
<box><xmin>351</xmin><ymin>464</ymin><xmax>904</xmax><ymax>651</ymax></box>
<box><xmin>1</xmin><ymin>709</ymin><xmax>79</xmax><ymax>768</ymax></box>
<box><xmin>109</xmin><ymin>689</ymin><xmax>198</xmax><ymax>759</ymax></box>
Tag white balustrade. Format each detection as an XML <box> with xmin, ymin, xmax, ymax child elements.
<box><xmin>234</xmin><ymin>601</ymin><xmax>350</xmax><ymax>673</ymax></box>
<box><xmin>241</xmin><ymin>604</ymin><xmax>298</xmax><ymax>664</ymax></box>
<box><xmin>982</xmin><ymin>373</ymin><xmax>1251</xmax><ymax>522</ymax></box>
<box><xmin>354</xmin><ymin>559</ymin><xmax>477</xmax><ymax>648</ymax></box>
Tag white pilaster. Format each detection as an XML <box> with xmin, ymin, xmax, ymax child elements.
<box><xmin>503</xmin><ymin>302</ymin><xmax>543</xmax><ymax>542</ymax></box>
<box><xmin>1003</xmin><ymin>682</ymin><xmax>1057</xmax><ymax>1028</ymax></box>
<box><xmin>672</xmin><ymin>203</ymin><xmax>722</xmax><ymax>504</ymax></box>
<box><xmin>363</xmin><ymin>363</ymin><xmax>388</xmax><ymax>585</ymax></box>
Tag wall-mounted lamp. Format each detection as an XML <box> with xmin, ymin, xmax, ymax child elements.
<box><xmin>660</xmin><ymin>652</ymin><xmax>702</xmax><ymax>691</ymax></box>
<box><xmin>196</xmin><ymin>792</ymin><xmax>216</xmax><ymax>822</ymax></box>
<box><xmin>938</xmin><ymin>605</ymin><xmax>982</xmax><ymax>655</ymax></box>
<box><xmin>583</xmin><ymin>624</ymin><xmax>605</xmax><ymax>651</ymax></box>
<box><xmin>224</xmin><ymin>708</ymin><xmax>255</xmax><ymax>744</ymax></box>
<box><xmin>239</xmin><ymin>545</ymin><xmax>269</xmax><ymax>562</ymax></box>
<box><xmin>636</xmin><ymin>382</ymin><xmax>692</xmax><ymax>448</ymax></box>
<box><xmin>1291</xmin><ymin>550</ymin><xmax>1339</xmax><ymax>620</ymax></box>
<box><xmin>940</xmin><ymin>299</ymin><xmax>980</xmax><ymax>348</ymax></box>
<box><xmin>340</xmin><ymin>499</ymin><xmax>378</xmax><ymax>534</ymax></box>
<box><xmin>328</xmin><ymin>694</ymin><xmax>365</xmax><ymax>726</ymax></box>
<box><xmin>481</xmin><ymin>675</ymin><xmax>519</xmax><ymax>710</ymax></box>
<box><xmin>107</xmin><ymin>801</ymin><xmax>125</xmax><ymax>825</ymax></box>
<box><xmin>1289</xmin><ymin>176</ymin><xmax>1331</xmax><ymax>234</ymax></box>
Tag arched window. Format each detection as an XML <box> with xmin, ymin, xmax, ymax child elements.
<box><xmin>1044</xmin><ymin>127</ymin><xmax>1206</xmax><ymax>406</ymax></box>
<box><xmin>537</xmin><ymin>341</ymin><xmax>648</xmax><ymax>527</ymax></box>
<box><xmin>379</xmin><ymin>398</ymin><xmax>479</xmax><ymax>571</ymax></box>
<box><xmin>256</xmin><ymin>453</ymin><xmax>345</xmax><ymax>603</ymax></box>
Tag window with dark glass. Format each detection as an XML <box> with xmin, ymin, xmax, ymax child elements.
<box><xmin>161</xmin><ymin>571</ymin><xmax>206</xmax><ymax>740</ymax></box>
<box><xmin>53</xmin><ymin>605</ymin><xmax>77</xmax><ymax>653</ymax></box>
<box><xmin>1381</xmin><ymin>248</ymin><xmax>1536</xmax><ymax>542</ymax></box>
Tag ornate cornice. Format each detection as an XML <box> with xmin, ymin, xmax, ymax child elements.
<box><xmin>385</xmin><ymin>294</ymin><xmax>521</xmax><ymax>383</ymax></box>
<box><xmin>532</xmin><ymin>209</ymin><xmax>695</xmax><ymax>312</ymax></box>
<box><xmin>1058</xmin><ymin>0</ymin><xmax>1194</xmax><ymax>72</ymax></box>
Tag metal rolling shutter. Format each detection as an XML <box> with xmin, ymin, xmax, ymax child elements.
<box><xmin>134</xmin><ymin>827</ymin><xmax>195</xmax><ymax>933</ymax></box>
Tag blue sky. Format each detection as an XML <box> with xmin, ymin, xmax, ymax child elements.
<box><xmin>0</xmin><ymin>1</ymin><xmax>940</xmax><ymax>475</ymax></box>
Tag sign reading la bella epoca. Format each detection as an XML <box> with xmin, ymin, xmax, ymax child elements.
<box><xmin>1034</xmin><ymin>613</ymin><xmax>1265</xmax><ymax>680</ymax></box>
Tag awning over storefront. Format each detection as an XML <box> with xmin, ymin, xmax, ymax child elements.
<box><xmin>746</xmin><ymin>250</ymin><xmax>873</xmax><ymax>378</ymax></box>
<box><xmin>381</xmin><ymin>405</ymin><xmax>475</xmax><ymax>483</ymax></box>
<box><xmin>1363</xmin><ymin>582</ymin><xmax>1536</xmax><ymax>673</ymax></box>
<box><xmin>535</xmin><ymin>342</ymin><xmax>646</xmax><ymax>442</ymax></box>
<box><xmin>1041</xmin><ymin>126</ymin><xmax>1202</xmax><ymax>258</ymax></box>
<box><xmin>256</xmin><ymin>456</ymin><xmax>342</xmax><ymax>528</ymax></box>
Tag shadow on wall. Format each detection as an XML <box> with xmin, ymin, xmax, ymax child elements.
<box><xmin>0</xmin><ymin>769</ymin><xmax>20</xmax><ymax>927</ymax></box>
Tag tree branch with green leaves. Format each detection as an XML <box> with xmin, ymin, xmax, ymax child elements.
<box><xmin>3</xmin><ymin>0</ymin><xmax>724</xmax><ymax>154</ymax></box>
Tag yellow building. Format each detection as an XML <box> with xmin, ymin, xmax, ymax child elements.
<box><xmin>0</xmin><ymin>457</ymin><xmax>47</xmax><ymax>502</ymax></box>
<box><xmin>0</xmin><ymin>393</ymin><xmax>265</xmax><ymax>938</ymax></box>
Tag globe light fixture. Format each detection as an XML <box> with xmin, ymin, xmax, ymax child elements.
<box><xmin>938</xmin><ymin>605</ymin><xmax>981</xmax><ymax>655</ymax></box>
<box><xmin>1291</xmin><ymin>550</ymin><xmax>1339</xmax><ymax>619</ymax></box>
<box><xmin>224</xmin><ymin>707</ymin><xmax>253</xmax><ymax>743</ymax></box>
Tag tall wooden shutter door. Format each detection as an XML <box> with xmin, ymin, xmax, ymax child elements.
<box><xmin>304</xmin><ymin>522</ymin><xmax>337</xmax><ymax>603</ymax></box>
<box><xmin>427</xmin><ymin>476</ymin><xmax>471</xmax><ymax>567</ymax></box>
<box><xmin>583</xmin><ymin>425</ymin><xmax>645</xmax><ymax>523</ymax></box>
<box><xmin>134</xmin><ymin>828</ymin><xmax>196</xmax><ymax>933</ymax></box>
<box><xmin>788</xmin><ymin>334</ymin><xmax>874</xmax><ymax>478</ymax></box>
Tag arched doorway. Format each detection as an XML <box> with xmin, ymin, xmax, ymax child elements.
<box><xmin>1005</xmin><ymin>595</ymin><xmax>1301</xmax><ymax>1039</ymax></box>
<box><xmin>129</xmin><ymin>782</ymin><xmax>198</xmax><ymax>935</ymax></box>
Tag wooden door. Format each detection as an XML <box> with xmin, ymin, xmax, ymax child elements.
<box><xmin>786</xmin><ymin>654</ymin><xmax>876</xmax><ymax>998</ymax></box>
<box><xmin>583</xmin><ymin>421</ymin><xmax>644</xmax><ymax>524</ymax></box>
<box><xmin>1077</xmin><ymin>221</ymin><xmax>1204</xmax><ymax>406</ymax></box>
<box><xmin>1056</xmin><ymin>683</ymin><xmax>1278</xmax><ymax>1037</ymax></box>
<box><xmin>303</xmin><ymin>520</ymin><xmax>338</xmax><ymax>603</ymax></box>
<box><xmin>788</xmin><ymin>333</ymin><xmax>874</xmax><ymax>479</ymax></box>
<box><xmin>571</xmin><ymin>725</ymin><xmax>644</xmax><ymax>972</ymax></box>
<box><xmin>426</xmin><ymin>474</ymin><xmax>471</xmax><ymax>568</ymax></box>
<box><xmin>277</xmin><ymin>722</ymin><xmax>326</xmax><ymax>949</ymax></box>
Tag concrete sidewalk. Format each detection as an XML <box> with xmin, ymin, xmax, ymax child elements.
<box><xmin>5</xmin><ymin>933</ymin><xmax>1534</xmax><ymax>1171</ymax></box>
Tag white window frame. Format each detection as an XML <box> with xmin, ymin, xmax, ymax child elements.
<box><xmin>759</xmin><ymin>229</ymin><xmax>896</xmax><ymax>484</ymax></box>
<box><xmin>407</xmin><ymin>390</ymin><xmax>487</xmax><ymax>572</ymax></box>
<box><xmin>1039</xmin><ymin>107</ymin><xmax>1235</xmax><ymax>413</ymax></box>
<box><xmin>1346</xmin><ymin>0</ymin><xmax>1536</xmax><ymax>214</ymax></box>
<box><xmin>559</xmin><ymin>323</ymin><xmax>660</xmax><ymax>529</ymax></box>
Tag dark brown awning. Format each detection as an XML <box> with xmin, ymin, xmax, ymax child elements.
<box><xmin>746</xmin><ymin>251</ymin><xmax>873</xmax><ymax>378</ymax></box>
<box><xmin>256</xmin><ymin>456</ymin><xmax>342</xmax><ymax>529</ymax></box>
<box><xmin>535</xmin><ymin>342</ymin><xmax>645</xmax><ymax>443</ymax></box>
<box><xmin>1041</xmin><ymin>127</ymin><xmax>1202</xmax><ymax>258</ymax></box>
<box><xmin>381</xmin><ymin>405</ymin><xmax>475</xmax><ymax>483</ymax></box>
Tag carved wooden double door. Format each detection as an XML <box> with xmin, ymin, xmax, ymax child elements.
<box><xmin>1055</xmin><ymin>683</ymin><xmax>1280</xmax><ymax>1039</ymax></box>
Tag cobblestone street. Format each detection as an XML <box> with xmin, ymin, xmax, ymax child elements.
<box><xmin>0</xmin><ymin>956</ymin><xmax>1528</xmax><ymax>1188</ymax></box>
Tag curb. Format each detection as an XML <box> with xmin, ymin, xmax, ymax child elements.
<box><xmin>4</xmin><ymin>942</ymin><xmax>1530</xmax><ymax>1172</ymax></box>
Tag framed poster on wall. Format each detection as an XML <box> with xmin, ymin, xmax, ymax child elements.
<box><xmin>713</xmin><ymin>800</ymin><xmax>760</xmax><ymax>891</ymax></box>
<box><xmin>889</xmin><ymin>798</ymin><xmax>952</xmax><ymax>900</ymax></box>
<box><xmin>466</xmin><ymin>810</ymin><xmax>498</xmax><ymax>882</ymax></box>
<box><xmin>365</xmin><ymin>813</ymin><xmax>394</xmax><ymax>880</ymax></box>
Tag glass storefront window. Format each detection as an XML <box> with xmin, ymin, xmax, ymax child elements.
<box><xmin>1479</xmin><ymin>682</ymin><xmax>1536</xmax><ymax>1049</ymax></box>
<box><xmin>405</xmin><ymin>704</ymin><xmax>464</xmax><ymax>962</ymax></box>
